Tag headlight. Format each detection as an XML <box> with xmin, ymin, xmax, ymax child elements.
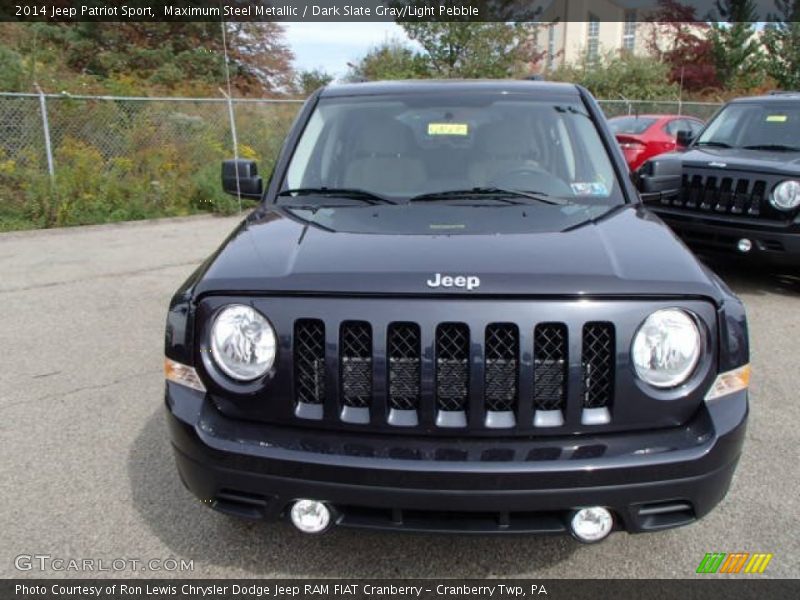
<box><xmin>632</xmin><ymin>309</ymin><xmax>701</xmax><ymax>388</ymax></box>
<box><xmin>769</xmin><ymin>180</ymin><xmax>800</xmax><ymax>211</ymax></box>
<box><xmin>210</xmin><ymin>304</ymin><xmax>277</xmax><ymax>381</ymax></box>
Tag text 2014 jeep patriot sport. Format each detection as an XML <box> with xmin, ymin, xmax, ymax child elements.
<box><xmin>165</xmin><ymin>81</ymin><xmax>749</xmax><ymax>542</ymax></box>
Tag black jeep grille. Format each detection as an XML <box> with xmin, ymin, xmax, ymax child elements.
<box><xmin>435</xmin><ymin>323</ymin><xmax>470</xmax><ymax>412</ymax></box>
<box><xmin>667</xmin><ymin>173</ymin><xmax>777</xmax><ymax>220</ymax></box>
<box><xmin>387</xmin><ymin>323</ymin><xmax>421</xmax><ymax>410</ymax></box>
<box><xmin>288</xmin><ymin>316</ymin><xmax>619</xmax><ymax>431</ymax></box>
<box><xmin>484</xmin><ymin>324</ymin><xmax>518</xmax><ymax>412</ymax></box>
<box><xmin>582</xmin><ymin>322</ymin><xmax>615</xmax><ymax>409</ymax></box>
<box><xmin>340</xmin><ymin>321</ymin><xmax>372</xmax><ymax>408</ymax></box>
<box><xmin>294</xmin><ymin>319</ymin><xmax>326</xmax><ymax>405</ymax></box>
<box><xmin>533</xmin><ymin>323</ymin><xmax>568</xmax><ymax>411</ymax></box>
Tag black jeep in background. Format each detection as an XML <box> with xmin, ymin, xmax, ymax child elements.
<box><xmin>637</xmin><ymin>92</ymin><xmax>800</xmax><ymax>267</ymax></box>
<box><xmin>164</xmin><ymin>80</ymin><xmax>750</xmax><ymax>543</ymax></box>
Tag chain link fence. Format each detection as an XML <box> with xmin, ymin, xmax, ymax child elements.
<box><xmin>598</xmin><ymin>99</ymin><xmax>722</xmax><ymax>120</ymax></box>
<box><xmin>0</xmin><ymin>92</ymin><xmax>303</xmax><ymax>230</ymax></box>
<box><xmin>0</xmin><ymin>93</ymin><xmax>723</xmax><ymax>231</ymax></box>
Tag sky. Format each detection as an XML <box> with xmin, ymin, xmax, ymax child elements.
<box><xmin>283</xmin><ymin>22</ymin><xmax>414</xmax><ymax>79</ymax></box>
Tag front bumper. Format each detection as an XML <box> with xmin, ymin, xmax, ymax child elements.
<box><xmin>649</xmin><ymin>207</ymin><xmax>800</xmax><ymax>266</ymax></box>
<box><xmin>166</xmin><ymin>382</ymin><xmax>747</xmax><ymax>535</ymax></box>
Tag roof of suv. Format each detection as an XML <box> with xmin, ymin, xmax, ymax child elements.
<box><xmin>320</xmin><ymin>79</ymin><xmax>581</xmax><ymax>98</ymax></box>
<box><xmin>730</xmin><ymin>91</ymin><xmax>800</xmax><ymax>103</ymax></box>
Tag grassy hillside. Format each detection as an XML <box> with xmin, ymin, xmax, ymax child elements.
<box><xmin>0</xmin><ymin>23</ymin><xmax>301</xmax><ymax>231</ymax></box>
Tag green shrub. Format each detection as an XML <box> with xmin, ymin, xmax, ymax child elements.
<box><xmin>551</xmin><ymin>53</ymin><xmax>679</xmax><ymax>101</ymax></box>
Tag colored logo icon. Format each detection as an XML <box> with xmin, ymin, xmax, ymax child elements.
<box><xmin>696</xmin><ymin>552</ymin><xmax>774</xmax><ymax>574</ymax></box>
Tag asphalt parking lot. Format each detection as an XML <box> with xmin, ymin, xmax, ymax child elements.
<box><xmin>1</xmin><ymin>214</ymin><xmax>798</xmax><ymax>579</ymax></box>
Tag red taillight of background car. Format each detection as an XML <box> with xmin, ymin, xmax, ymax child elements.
<box><xmin>616</xmin><ymin>136</ymin><xmax>647</xmax><ymax>169</ymax></box>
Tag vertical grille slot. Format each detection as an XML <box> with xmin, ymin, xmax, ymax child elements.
<box><xmin>748</xmin><ymin>180</ymin><xmax>765</xmax><ymax>216</ymax></box>
<box><xmin>340</xmin><ymin>321</ymin><xmax>372</xmax><ymax>408</ymax></box>
<box><xmin>294</xmin><ymin>319</ymin><xmax>325</xmax><ymax>406</ymax></box>
<box><xmin>435</xmin><ymin>323</ymin><xmax>470</xmax><ymax>412</ymax></box>
<box><xmin>700</xmin><ymin>176</ymin><xmax>716</xmax><ymax>210</ymax></box>
<box><xmin>387</xmin><ymin>323</ymin><xmax>421</xmax><ymax>410</ymax></box>
<box><xmin>484</xmin><ymin>324</ymin><xmax>518</xmax><ymax>413</ymax></box>
<box><xmin>581</xmin><ymin>322</ymin><xmax>615</xmax><ymax>411</ymax></box>
<box><xmin>731</xmin><ymin>178</ymin><xmax>746</xmax><ymax>213</ymax></box>
<box><xmin>533</xmin><ymin>323</ymin><xmax>568</xmax><ymax>412</ymax></box>
<box><xmin>716</xmin><ymin>177</ymin><xmax>733</xmax><ymax>212</ymax></box>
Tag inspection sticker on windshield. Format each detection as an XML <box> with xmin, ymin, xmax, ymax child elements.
<box><xmin>427</xmin><ymin>122</ymin><xmax>469</xmax><ymax>136</ymax></box>
<box><xmin>766</xmin><ymin>114</ymin><xmax>788</xmax><ymax>122</ymax></box>
<box><xmin>571</xmin><ymin>182</ymin><xmax>608</xmax><ymax>196</ymax></box>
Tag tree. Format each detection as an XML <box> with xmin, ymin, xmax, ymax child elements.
<box><xmin>645</xmin><ymin>0</ymin><xmax>718</xmax><ymax>93</ymax></box>
<box><xmin>400</xmin><ymin>22</ymin><xmax>543</xmax><ymax>79</ymax></box>
<box><xmin>296</xmin><ymin>68</ymin><xmax>334</xmax><ymax>95</ymax></box>
<box><xmin>551</xmin><ymin>53</ymin><xmax>679</xmax><ymax>100</ymax></box>
<box><xmin>28</xmin><ymin>22</ymin><xmax>294</xmax><ymax>95</ymax></box>
<box><xmin>708</xmin><ymin>0</ymin><xmax>764</xmax><ymax>91</ymax></box>
<box><xmin>762</xmin><ymin>0</ymin><xmax>800</xmax><ymax>90</ymax></box>
<box><xmin>0</xmin><ymin>45</ymin><xmax>24</xmax><ymax>91</ymax></box>
<box><xmin>345</xmin><ymin>40</ymin><xmax>431</xmax><ymax>81</ymax></box>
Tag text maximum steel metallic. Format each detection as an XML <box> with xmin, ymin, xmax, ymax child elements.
<box><xmin>164</xmin><ymin>81</ymin><xmax>750</xmax><ymax>541</ymax></box>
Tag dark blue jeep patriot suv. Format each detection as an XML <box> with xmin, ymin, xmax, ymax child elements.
<box><xmin>164</xmin><ymin>81</ymin><xmax>749</xmax><ymax>542</ymax></box>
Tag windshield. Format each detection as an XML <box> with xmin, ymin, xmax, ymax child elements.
<box><xmin>282</xmin><ymin>94</ymin><xmax>623</xmax><ymax>205</ymax></box>
<box><xmin>608</xmin><ymin>116</ymin><xmax>656</xmax><ymax>135</ymax></box>
<box><xmin>697</xmin><ymin>102</ymin><xmax>800</xmax><ymax>150</ymax></box>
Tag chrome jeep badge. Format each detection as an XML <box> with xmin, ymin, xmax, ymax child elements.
<box><xmin>427</xmin><ymin>273</ymin><xmax>480</xmax><ymax>290</ymax></box>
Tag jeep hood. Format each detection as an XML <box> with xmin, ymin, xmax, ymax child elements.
<box><xmin>193</xmin><ymin>204</ymin><xmax>722</xmax><ymax>300</ymax></box>
<box><xmin>681</xmin><ymin>146</ymin><xmax>800</xmax><ymax>175</ymax></box>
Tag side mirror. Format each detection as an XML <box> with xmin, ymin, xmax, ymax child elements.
<box><xmin>676</xmin><ymin>130</ymin><xmax>694</xmax><ymax>147</ymax></box>
<box><xmin>634</xmin><ymin>156</ymin><xmax>682</xmax><ymax>203</ymax></box>
<box><xmin>222</xmin><ymin>159</ymin><xmax>263</xmax><ymax>199</ymax></box>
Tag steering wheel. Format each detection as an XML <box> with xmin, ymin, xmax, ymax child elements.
<box><xmin>488</xmin><ymin>165</ymin><xmax>551</xmax><ymax>183</ymax></box>
<box><xmin>487</xmin><ymin>165</ymin><xmax>573</xmax><ymax>197</ymax></box>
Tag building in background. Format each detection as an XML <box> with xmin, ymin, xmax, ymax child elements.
<box><xmin>533</xmin><ymin>0</ymin><xmax>705</xmax><ymax>70</ymax></box>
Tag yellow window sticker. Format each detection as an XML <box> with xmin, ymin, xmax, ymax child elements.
<box><xmin>766</xmin><ymin>115</ymin><xmax>788</xmax><ymax>122</ymax></box>
<box><xmin>428</xmin><ymin>122</ymin><xmax>469</xmax><ymax>136</ymax></box>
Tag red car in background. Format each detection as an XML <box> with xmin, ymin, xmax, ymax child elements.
<box><xmin>609</xmin><ymin>114</ymin><xmax>704</xmax><ymax>172</ymax></box>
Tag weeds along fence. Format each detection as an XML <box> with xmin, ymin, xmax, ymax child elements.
<box><xmin>0</xmin><ymin>92</ymin><xmax>303</xmax><ymax>230</ymax></box>
<box><xmin>0</xmin><ymin>92</ymin><xmax>722</xmax><ymax>231</ymax></box>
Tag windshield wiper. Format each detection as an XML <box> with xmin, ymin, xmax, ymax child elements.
<box><xmin>695</xmin><ymin>140</ymin><xmax>732</xmax><ymax>148</ymax></box>
<box><xmin>742</xmin><ymin>144</ymin><xmax>800</xmax><ymax>152</ymax></box>
<box><xmin>409</xmin><ymin>187</ymin><xmax>568</xmax><ymax>206</ymax></box>
<box><xmin>278</xmin><ymin>187</ymin><xmax>396</xmax><ymax>205</ymax></box>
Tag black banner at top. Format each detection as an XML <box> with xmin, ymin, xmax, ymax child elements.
<box><xmin>1</xmin><ymin>0</ymin><xmax>799</xmax><ymax>23</ymax></box>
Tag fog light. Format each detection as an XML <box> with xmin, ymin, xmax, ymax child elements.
<box><xmin>737</xmin><ymin>238</ymin><xmax>752</xmax><ymax>253</ymax></box>
<box><xmin>289</xmin><ymin>500</ymin><xmax>332</xmax><ymax>534</ymax></box>
<box><xmin>570</xmin><ymin>507</ymin><xmax>613</xmax><ymax>543</ymax></box>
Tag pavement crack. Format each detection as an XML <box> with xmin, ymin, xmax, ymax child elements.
<box><xmin>0</xmin><ymin>260</ymin><xmax>204</xmax><ymax>295</ymax></box>
<box><xmin>0</xmin><ymin>370</ymin><xmax>155</xmax><ymax>411</ymax></box>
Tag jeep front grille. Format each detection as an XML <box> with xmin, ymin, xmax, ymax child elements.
<box><xmin>294</xmin><ymin>319</ymin><xmax>326</xmax><ymax>405</ymax></box>
<box><xmin>435</xmin><ymin>323</ymin><xmax>470</xmax><ymax>412</ymax></box>
<box><xmin>660</xmin><ymin>172</ymin><xmax>791</xmax><ymax>221</ymax></box>
<box><xmin>290</xmin><ymin>318</ymin><xmax>618</xmax><ymax>431</ymax></box>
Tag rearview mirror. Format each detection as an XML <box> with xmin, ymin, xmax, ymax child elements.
<box><xmin>634</xmin><ymin>156</ymin><xmax>682</xmax><ymax>203</ymax></box>
<box><xmin>676</xmin><ymin>130</ymin><xmax>694</xmax><ymax>147</ymax></box>
<box><xmin>221</xmin><ymin>159</ymin><xmax>263</xmax><ymax>199</ymax></box>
